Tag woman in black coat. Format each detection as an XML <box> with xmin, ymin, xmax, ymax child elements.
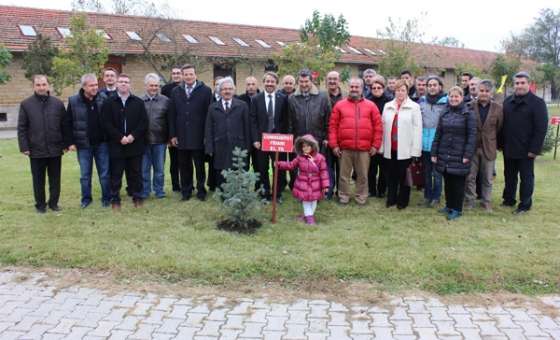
<box><xmin>205</xmin><ymin>77</ymin><xmax>251</xmax><ymax>189</ymax></box>
<box><xmin>431</xmin><ymin>86</ymin><xmax>477</xmax><ymax>220</ymax></box>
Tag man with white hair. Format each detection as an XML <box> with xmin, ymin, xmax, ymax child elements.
<box><xmin>141</xmin><ymin>73</ymin><xmax>170</xmax><ymax>199</ymax></box>
<box><xmin>66</xmin><ymin>73</ymin><xmax>110</xmax><ymax>208</ymax></box>
<box><xmin>205</xmin><ymin>77</ymin><xmax>251</xmax><ymax>188</ymax></box>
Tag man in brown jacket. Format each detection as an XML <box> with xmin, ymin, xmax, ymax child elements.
<box><xmin>465</xmin><ymin>79</ymin><xmax>503</xmax><ymax>211</ymax></box>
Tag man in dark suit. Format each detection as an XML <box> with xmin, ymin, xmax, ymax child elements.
<box><xmin>168</xmin><ymin>64</ymin><xmax>213</xmax><ymax>201</ymax></box>
<box><xmin>161</xmin><ymin>66</ymin><xmax>183</xmax><ymax>193</ymax></box>
<box><xmin>250</xmin><ymin>72</ymin><xmax>289</xmax><ymax>202</ymax></box>
<box><xmin>205</xmin><ymin>77</ymin><xmax>251</xmax><ymax>188</ymax></box>
<box><xmin>102</xmin><ymin>73</ymin><xmax>148</xmax><ymax>209</ymax></box>
<box><xmin>500</xmin><ymin>71</ymin><xmax>548</xmax><ymax>214</ymax></box>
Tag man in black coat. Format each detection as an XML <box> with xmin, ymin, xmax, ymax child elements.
<box><xmin>325</xmin><ymin>70</ymin><xmax>345</xmax><ymax>200</ymax></box>
<box><xmin>161</xmin><ymin>66</ymin><xmax>183</xmax><ymax>193</ymax></box>
<box><xmin>17</xmin><ymin>75</ymin><xmax>72</xmax><ymax>213</ymax></box>
<box><xmin>205</xmin><ymin>77</ymin><xmax>251</xmax><ymax>188</ymax></box>
<box><xmin>250</xmin><ymin>72</ymin><xmax>289</xmax><ymax>201</ymax></box>
<box><xmin>102</xmin><ymin>74</ymin><xmax>148</xmax><ymax>209</ymax></box>
<box><xmin>500</xmin><ymin>71</ymin><xmax>548</xmax><ymax>214</ymax></box>
<box><xmin>66</xmin><ymin>73</ymin><xmax>110</xmax><ymax>209</ymax></box>
<box><xmin>168</xmin><ymin>64</ymin><xmax>213</xmax><ymax>201</ymax></box>
<box><xmin>99</xmin><ymin>67</ymin><xmax>119</xmax><ymax>98</ymax></box>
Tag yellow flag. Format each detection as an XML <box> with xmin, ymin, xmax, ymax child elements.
<box><xmin>496</xmin><ymin>75</ymin><xmax>508</xmax><ymax>94</ymax></box>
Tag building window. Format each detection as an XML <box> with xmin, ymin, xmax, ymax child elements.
<box><xmin>232</xmin><ymin>37</ymin><xmax>249</xmax><ymax>47</ymax></box>
<box><xmin>213</xmin><ymin>63</ymin><xmax>236</xmax><ymax>84</ymax></box>
<box><xmin>19</xmin><ymin>25</ymin><xmax>37</xmax><ymax>37</ymax></box>
<box><xmin>57</xmin><ymin>27</ymin><xmax>72</xmax><ymax>38</ymax></box>
<box><xmin>0</xmin><ymin>113</ymin><xmax>6</xmax><ymax>122</ymax></box>
<box><xmin>276</xmin><ymin>41</ymin><xmax>286</xmax><ymax>47</ymax></box>
<box><xmin>347</xmin><ymin>46</ymin><xmax>363</xmax><ymax>55</ymax></box>
<box><xmin>156</xmin><ymin>32</ymin><xmax>171</xmax><ymax>42</ymax></box>
<box><xmin>209</xmin><ymin>36</ymin><xmax>226</xmax><ymax>45</ymax></box>
<box><xmin>96</xmin><ymin>29</ymin><xmax>111</xmax><ymax>40</ymax></box>
<box><xmin>183</xmin><ymin>34</ymin><xmax>198</xmax><ymax>43</ymax></box>
<box><xmin>335</xmin><ymin>46</ymin><xmax>347</xmax><ymax>53</ymax></box>
<box><xmin>363</xmin><ymin>48</ymin><xmax>377</xmax><ymax>56</ymax></box>
<box><xmin>255</xmin><ymin>39</ymin><xmax>271</xmax><ymax>48</ymax></box>
<box><xmin>126</xmin><ymin>31</ymin><xmax>142</xmax><ymax>41</ymax></box>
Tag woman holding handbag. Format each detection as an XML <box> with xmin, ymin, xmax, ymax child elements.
<box><xmin>381</xmin><ymin>79</ymin><xmax>423</xmax><ymax>209</ymax></box>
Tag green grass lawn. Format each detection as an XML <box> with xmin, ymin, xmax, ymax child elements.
<box><xmin>0</xmin><ymin>138</ymin><xmax>559</xmax><ymax>295</ymax></box>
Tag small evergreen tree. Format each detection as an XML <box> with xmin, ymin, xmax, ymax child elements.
<box><xmin>22</xmin><ymin>34</ymin><xmax>59</xmax><ymax>80</ymax></box>
<box><xmin>215</xmin><ymin>148</ymin><xmax>263</xmax><ymax>233</ymax></box>
<box><xmin>542</xmin><ymin>125</ymin><xmax>560</xmax><ymax>154</ymax></box>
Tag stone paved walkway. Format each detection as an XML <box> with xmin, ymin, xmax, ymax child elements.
<box><xmin>0</xmin><ymin>270</ymin><xmax>559</xmax><ymax>339</ymax></box>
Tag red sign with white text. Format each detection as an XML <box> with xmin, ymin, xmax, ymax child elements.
<box><xmin>551</xmin><ymin>117</ymin><xmax>560</xmax><ymax>126</ymax></box>
<box><xmin>261</xmin><ymin>133</ymin><xmax>294</xmax><ymax>152</ymax></box>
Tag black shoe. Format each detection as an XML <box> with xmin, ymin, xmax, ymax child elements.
<box><xmin>81</xmin><ymin>201</ymin><xmax>91</xmax><ymax>209</ymax></box>
<box><xmin>501</xmin><ymin>201</ymin><xmax>515</xmax><ymax>207</ymax></box>
<box><xmin>181</xmin><ymin>195</ymin><xmax>191</xmax><ymax>201</ymax></box>
<box><xmin>512</xmin><ymin>208</ymin><xmax>528</xmax><ymax>215</ymax></box>
<box><xmin>376</xmin><ymin>193</ymin><xmax>385</xmax><ymax>199</ymax></box>
<box><xmin>386</xmin><ymin>201</ymin><xmax>396</xmax><ymax>208</ymax></box>
<box><xmin>397</xmin><ymin>205</ymin><xmax>407</xmax><ymax>210</ymax></box>
<box><xmin>49</xmin><ymin>205</ymin><xmax>61</xmax><ymax>212</ymax></box>
<box><xmin>36</xmin><ymin>206</ymin><xmax>47</xmax><ymax>214</ymax></box>
<box><xmin>101</xmin><ymin>201</ymin><xmax>110</xmax><ymax>208</ymax></box>
<box><xmin>197</xmin><ymin>193</ymin><xmax>207</xmax><ymax>201</ymax></box>
<box><xmin>172</xmin><ymin>186</ymin><xmax>181</xmax><ymax>192</ymax></box>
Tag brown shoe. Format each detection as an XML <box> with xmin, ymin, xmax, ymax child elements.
<box><xmin>111</xmin><ymin>202</ymin><xmax>121</xmax><ymax>211</ymax></box>
<box><xmin>481</xmin><ymin>202</ymin><xmax>493</xmax><ymax>212</ymax></box>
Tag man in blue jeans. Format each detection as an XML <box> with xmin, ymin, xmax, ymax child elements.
<box><xmin>66</xmin><ymin>73</ymin><xmax>111</xmax><ymax>208</ymax></box>
<box><xmin>418</xmin><ymin>76</ymin><xmax>447</xmax><ymax>207</ymax></box>
<box><xmin>141</xmin><ymin>73</ymin><xmax>170</xmax><ymax>199</ymax></box>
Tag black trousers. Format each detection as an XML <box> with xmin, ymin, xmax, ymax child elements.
<box><xmin>385</xmin><ymin>152</ymin><xmax>411</xmax><ymax>208</ymax></box>
<box><xmin>110</xmin><ymin>155</ymin><xmax>143</xmax><ymax>203</ymax></box>
<box><xmin>443</xmin><ymin>172</ymin><xmax>467</xmax><ymax>212</ymax></box>
<box><xmin>287</xmin><ymin>152</ymin><xmax>297</xmax><ymax>190</ymax></box>
<box><xmin>503</xmin><ymin>157</ymin><xmax>535</xmax><ymax>210</ymax></box>
<box><xmin>30</xmin><ymin>156</ymin><xmax>61</xmax><ymax>209</ymax></box>
<box><xmin>168</xmin><ymin>146</ymin><xmax>181</xmax><ymax>191</ymax></box>
<box><xmin>256</xmin><ymin>150</ymin><xmax>287</xmax><ymax>199</ymax></box>
<box><xmin>326</xmin><ymin>147</ymin><xmax>339</xmax><ymax>198</ymax></box>
<box><xmin>178</xmin><ymin>149</ymin><xmax>206</xmax><ymax>197</ymax></box>
<box><xmin>368</xmin><ymin>153</ymin><xmax>386</xmax><ymax>196</ymax></box>
<box><xmin>206</xmin><ymin>155</ymin><xmax>216</xmax><ymax>191</ymax></box>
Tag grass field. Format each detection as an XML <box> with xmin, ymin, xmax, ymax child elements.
<box><xmin>0</xmin><ymin>138</ymin><xmax>559</xmax><ymax>295</ymax></box>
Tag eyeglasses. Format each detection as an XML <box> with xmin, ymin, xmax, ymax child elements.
<box><xmin>372</xmin><ymin>86</ymin><xmax>384</xmax><ymax>90</ymax></box>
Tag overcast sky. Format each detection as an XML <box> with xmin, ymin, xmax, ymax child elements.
<box><xmin>0</xmin><ymin>0</ymin><xmax>552</xmax><ymax>52</ymax></box>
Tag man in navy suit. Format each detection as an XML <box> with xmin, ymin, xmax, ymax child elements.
<box><xmin>250</xmin><ymin>72</ymin><xmax>289</xmax><ymax>202</ymax></box>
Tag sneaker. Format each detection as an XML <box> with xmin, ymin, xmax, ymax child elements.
<box><xmin>438</xmin><ymin>207</ymin><xmax>450</xmax><ymax>214</ymax></box>
<box><xmin>512</xmin><ymin>208</ymin><xmax>528</xmax><ymax>215</ymax></box>
<box><xmin>447</xmin><ymin>209</ymin><xmax>462</xmax><ymax>220</ymax></box>
<box><xmin>80</xmin><ymin>201</ymin><xmax>91</xmax><ymax>209</ymax></box>
<box><xmin>305</xmin><ymin>216</ymin><xmax>317</xmax><ymax>225</ymax></box>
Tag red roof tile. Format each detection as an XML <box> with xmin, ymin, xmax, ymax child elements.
<box><xmin>0</xmin><ymin>5</ymin><xmax>499</xmax><ymax>70</ymax></box>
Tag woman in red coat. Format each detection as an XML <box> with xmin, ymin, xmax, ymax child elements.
<box><xmin>276</xmin><ymin>134</ymin><xmax>330</xmax><ymax>225</ymax></box>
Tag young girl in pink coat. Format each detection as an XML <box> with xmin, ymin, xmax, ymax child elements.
<box><xmin>276</xmin><ymin>134</ymin><xmax>330</xmax><ymax>225</ymax></box>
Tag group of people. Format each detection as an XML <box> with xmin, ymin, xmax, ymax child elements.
<box><xmin>17</xmin><ymin>65</ymin><xmax>549</xmax><ymax>224</ymax></box>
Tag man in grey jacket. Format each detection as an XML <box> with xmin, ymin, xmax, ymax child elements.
<box><xmin>17</xmin><ymin>75</ymin><xmax>71</xmax><ymax>213</ymax></box>
<box><xmin>141</xmin><ymin>73</ymin><xmax>170</xmax><ymax>199</ymax></box>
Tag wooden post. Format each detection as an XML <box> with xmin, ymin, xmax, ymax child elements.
<box><xmin>271</xmin><ymin>151</ymin><xmax>279</xmax><ymax>223</ymax></box>
<box><xmin>554</xmin><ymin>123</ymin><xmax>559</xmax><ymax>160</ymax></box>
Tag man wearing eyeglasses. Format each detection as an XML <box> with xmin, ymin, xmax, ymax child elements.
<box><xmin>500</xmin><ymin>71</ymin><xmax>548</xmax><ymax>215</ymax></box>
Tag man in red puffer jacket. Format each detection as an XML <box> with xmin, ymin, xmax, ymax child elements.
<box><xmin>329</xmin><ymin>77</ymin><xmax>383</xmax><ymax>205</ymax></box>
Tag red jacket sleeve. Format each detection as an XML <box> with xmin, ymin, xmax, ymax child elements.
<box><xmin>371</xmin><ymin>104</ymin><xmax>383</xmax><ymax>150</ymax></box>
<box><xmin>328</xmin><ymin>103</ymin><xmax>341</xmax><ymax>149</ymax></box>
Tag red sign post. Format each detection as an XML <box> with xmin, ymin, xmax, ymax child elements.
<box><xmin>552</xmin><ymin>117</ymin><xmax>560</xmax><ymax>160</ymax></box>
<box><xmin>261</xmin><ymin>133</ymin><xmax>294</xmax><ymax>223</ymax></box>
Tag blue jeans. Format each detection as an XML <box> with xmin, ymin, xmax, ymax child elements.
<box><xmin>77</xmin><ymin>143</ymin><xmax>110</xmax><ymax>205</ymax></box>
<box><xmin>422</xmin><ymin>151</ymin><xmax>442</xmax><ymax>201</ymax></box>
<box><xmin>142</xmin><ymin>144</ymin><xmax>167</xmax><ymax>198</ymax></box>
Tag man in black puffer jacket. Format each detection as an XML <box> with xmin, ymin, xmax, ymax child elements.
<box><xmin>17</xmin><ymin>75</ymin><xmax>72</xmax><ymax>213</ymax></box>
<box><xmin>66</xmin><ymin>73</ymin><xmax>110</xmax><ymax>209</ymax></box>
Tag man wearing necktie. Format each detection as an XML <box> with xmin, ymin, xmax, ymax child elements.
<box><xmin>250</xmin><ymin>72</ymin><xmax>289</xmax><ymax>202</ymax></box>
<box><xmin>168</xmin><ymin>64</ymin><xmax>213</xmax><ymax>201</ymax></box>
<box><xmin>205</xmin><ymin>77</ymin><xmax>251</xmax><ymax>188</ymax></box>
